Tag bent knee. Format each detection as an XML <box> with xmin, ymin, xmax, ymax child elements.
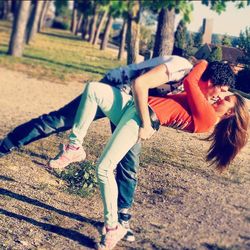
<box><xmin>96</xmin><ymin>160</ymin><xmax>115</xmax><ymax>181</ymax></box>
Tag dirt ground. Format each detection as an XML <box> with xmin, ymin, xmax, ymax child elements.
<box><xmin>0</xmin><ymin>67</ymin><xmax>250</xmax><ymax>250</ymax></box>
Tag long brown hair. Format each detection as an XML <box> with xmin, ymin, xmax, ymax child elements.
<box><xmin>206</xmin><ymin>93</ymin><xmax>249</xmax><ymax>171</ymax></box>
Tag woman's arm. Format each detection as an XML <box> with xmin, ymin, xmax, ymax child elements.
<box><xmin>183</xmin><ymin>60</ymin><xmax>216</xmax><ymax>132</ymax></box>
<box><xmin>132</xmin><ymin>64</ymin><xmax>169</xmax><ymax>140</ymax></box>
<box><xmin>183</xmin><ymin>60</ymin><xmax>208</xmax><ymax>115</ymax></box>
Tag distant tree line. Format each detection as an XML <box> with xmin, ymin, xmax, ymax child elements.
<box><xmin>2</xmin><ymin>0</ymin><xmax>250</xmax><ymax>79</ymax></box>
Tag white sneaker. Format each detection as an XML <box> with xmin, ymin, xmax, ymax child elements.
<box><xmin>119</xmin><ymin>213</ymin><xmax>136</xmax><ymax>242</ymax></box>
<box><xmin>49</xmin><ymin>144</ymin><xmax>86</xmax><ymax>170</ymax></box>
<box><xmin>97</xmin><ymin>224</ymin><xmax>127</xmax><ymax>250</ymax></box>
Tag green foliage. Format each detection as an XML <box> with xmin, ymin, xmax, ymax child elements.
<box><xmin>239</xmin><ymin>27</ymin><xmax>250</xmax><ymax>52</ymax></box>
<box><xmin>139</xmin><ymin>25</ymin><xmax>154</xmax><ymax>53</ymax></box>
<box><xmin>109</xmin><ymin>0</ymin><xmax>128</xmax><ymax>18</ymax></box>
<box><xmin>207</xmin><ymin>46</ymin><xmax>222</xmax><ymax>62</ymax></box>
<box><xmin>212</xmin><ymin>34</ymin><xmax>221</xmax><ymax>45</ymax></box>
<box><xmin>221</xmin><ymin>34</ymin><xmax>232</xmax><ymax>46</ymax></box>
<box><xmin>52</xmin><ymin>19</ymin><xmax>70</xmax><ymax>30</ymax></box>
<box><xmin>77</xmin><ymin>0</ymin><xmax>97</xmax><ymax>16</ymax></box>
<box><xmin>142</xmin><ymin>0</ymin><xmax>193</xmax><ymax>23</ymax></box>
<box><xmin>201</xmin><ymin>0</ymin><xmax>250</xmax><ymax>14</ymax></box>
<box><xmin>53</xmin><ymin>0</ymin><xmax>71</xmax><ymax>30</ymax></box>
<box><xmin>185</xmin><ymin>32</ymin><xmax>198</xmax><ymax>57</ymax></box>
<box><xmin>194</xmin><ymin>32</ymin><xmax>203</xmax><ymax>48</ymax></box>
<box><xmin>54</xmin><ymin>0</ymin><xmax>69</xmax><ymax>17</ymax></box>
<box><xmin>231</xmin><ymin>36</ymin><xmax>240</xmax><ymax>48</ymax></box>
<box><xmin>238</xmin><ymin>27</ymin><xmax>250</xmax><ymax>65</ymax></box>
<box><xmin>55</xmin><ymin>161</ymin><xmax>98</xmax><ymax>197</ymax></box>
<box><xmin>235</xmin><ymin>68</ymin><xmax>250</xmax><ymax>93</ymax></box>
<box><xmin>174</xmin><ymin>20</ymin><xmax>187</xmax><ymax>50</ymax></box>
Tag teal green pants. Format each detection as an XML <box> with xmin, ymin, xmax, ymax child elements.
<box><xmin>69</xmin><ymin>82</ymin><xmax>141</xmax><ymax>227</ymax></box>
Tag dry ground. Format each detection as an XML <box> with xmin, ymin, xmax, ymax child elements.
<box><xmin>0</xmin><ymin>67</ymin><xmax>250</xmax><ymax>250</ymax></box>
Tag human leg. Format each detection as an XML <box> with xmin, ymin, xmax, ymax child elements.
<box><xmin>0</xmin><ymin>74</ymin><xmax>113</xmax><ymax>156</ymax></box>
<box><xmin>50</xmin><ymin>82</ymin><xmax>135</xmax><ymax>168</ymax></box>
<box><xmin>0</xmin><ymin>95</ymin><xmax>105</xmax><ymax>156</ymax></box>
<box><xmin>96</xmin><ymin>107</ymin><xmax>140</xmax><ymax>249</ymax></box>
<box><xmin>69</xmin><ymin>82</ymin><xmax>133</xmax><ymax>146</ymax></box>
<box><xmin>110</xmin><ymin>122</ymin><xmax>141</xmax><ymax>211</ymax></box>
<box><xmin>111</xmin><ymin>122</ymin><xmax>141</xmax><ymax>241</ymax></box>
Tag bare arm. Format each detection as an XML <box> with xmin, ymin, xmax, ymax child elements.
<box><xmin>132</xmin><ymin>64</ymin><xmax>170</xmax><ymax>140</ymax></box>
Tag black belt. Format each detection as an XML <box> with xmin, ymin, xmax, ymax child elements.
<box><xmin>148</xmin><ymin>106</ymin><xmax>160</xmax><ymax>131</ymax></box>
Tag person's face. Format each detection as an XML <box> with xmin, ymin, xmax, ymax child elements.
<box><xmin>206</xmin><ymin>81</ymin><xmax>229</xmax><ymax>101</ymax></box>
<box><xmin>212</xmin><ymin>94</ymin><xmax>237</xmax><ymax>118</ymax></box>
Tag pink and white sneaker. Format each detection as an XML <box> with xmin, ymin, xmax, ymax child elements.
<box><xmin>49</xmin><ymin>144</ymin><xmax>86</xmax><ymax>170</ymax></box>
<box><xmin>97</xmin><ymin>224</ymin><xmax>127</xmax><ymax>250</ymax></box>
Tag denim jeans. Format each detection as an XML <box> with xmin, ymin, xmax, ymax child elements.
<box><xmin>0</xmin><ymin>79</ymin><xmax>141</xmax><ymax>211</ymax></box>
<box><xmin>69</xmin><ymin>82</ymin><xmax>141</xmax><ymax>227</ymax></box>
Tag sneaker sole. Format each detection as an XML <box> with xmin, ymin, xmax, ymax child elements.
<box><xmin>48</xmin><ymin>155</ymin><xmax>86</xmax><ymax>170</ymax></box>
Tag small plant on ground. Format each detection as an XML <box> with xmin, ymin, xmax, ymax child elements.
<box><xmin>54</xmin><ymin>161</ymin><xmax>98</xmax><ymax>197</ymax></box>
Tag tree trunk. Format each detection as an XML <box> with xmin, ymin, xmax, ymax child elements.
<box><xmin>38</xmin><ymin>0</ymin><xmax>50</xmax><ymax>32</ymax></box>
<box><xmin>153</xmin><ymin>7</ymin><xmax>175</xmax><ymax>57</ymax></box>
<box><xmin>26</xmin><ymin>0</ymin><xmax>43</xmax><ymax>45</ymax></box>
<box><xmin>70</xmin><ymin>1</ymin><xmax>78</xmax><ymax>33</ymax></box>
<box><xmin>3</xmin><ymin>0</ymin><xmax>12</xmax><ymax>20</ymax></box>
<box><xmin>89</xmin><ymin>6</ymin><xmax>98</xmax><ymax>43</ymax></box>
<box><xmin>93</xmin><ymin>10</ymin><xmax>107</xmax><ymax>45</ymax></box>
<box><xmin>75</xmin><ymin>13</ymin><xmax>83</xmax><ymax>36</ymax></box>
<box><xmin>126</xmin><ymin>0</ymin><xmax>141</xmax><ymax>64</ymax></box>
<box><xmin>8</xmin><ymin>0</ymin><xmax>32</xmax><ymax>57</ymax></box>
<box><xmin>82</xmin><ymin>16</ymin><xmax>90</xmax><ymax>40</ymax></box>
<box><xmin>11</xmin><ymin>0</ymin><xmax>19</xmax><ymax>14</ymax></box>
<box><xmin>100</xmin><ymin>14</ymin><xmax>113</xmax><ymax>50</ymax></box>
<box><xmin>0</xmin><ymin>2</ymin><xmax>4</xmax><ymax>19</ymax></box>
<box><xmin>118</xmin><ymin>19</ymin><xmax>127</xmax><ymax>60</ymax></box>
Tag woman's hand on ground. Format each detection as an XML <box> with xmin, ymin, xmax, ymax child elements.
<box><xmin>138</xmin><ymin>126</ymin><xmax>155</xmax><ymax>141</ymax></box>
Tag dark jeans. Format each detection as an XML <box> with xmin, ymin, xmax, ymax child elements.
<box><xmin>0</xmin><ymin>80</ymin><xmax>141</xmax><ymax>210</ymax></box>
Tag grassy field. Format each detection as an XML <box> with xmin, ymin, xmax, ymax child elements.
<box><xmin>0</xmin><ymin>20</ymin><xmax>124</xmax><ymax>83</ymax></box>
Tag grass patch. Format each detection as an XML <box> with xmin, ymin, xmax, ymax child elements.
<box><xmin>54</xmin><ymin>161</ymin><xmax>98</xmax><ymax>197</ymax></box>
<box><xmin>0</xmin><ymin>20</ymin><xmax>124</xmax><ymax>83</ymax></box>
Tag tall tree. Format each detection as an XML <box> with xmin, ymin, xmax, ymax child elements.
<box><xmin>26</xmin><ymin>0</ymin><xmax>43</xmax><ymax>44</ymax></box>
<box><xmin>185</xmin><ymin>31</ymin><xmax>196</xmax><ymax>56</ymax></box>
<box><xmin>93</xmin><ymin>9</ymin><xmax>108</xmax><ymax>45</ymax></box>
<box><xmin>89</xmin><ymin>3</ymin><xmax>99</xmax><ymax>43</ymax></box>
<box><xmin>81</xmin><ymin>16</ymin><xmax>91</xmax><ymax>40</ymax></box>
<box><xmin>149</xmin><ymin>0</ymin><xmax>193</xmax><ymax>57</ymax></box>
<box><xmin>54</xmin><ymin>0</ymin><xmax>68</xmax><ymax>17</ymax></box>
<box><xmin>126</xmin><ymin>0</ymin><xmax>141</xmax><ymax>64</ymax></box>
<box><xmin>221</xmin><ymin>34</ymin><xmax>232</xmax><ymax>46</ymax></box>
<box><xmin>238</xmin><ymin>27</ymin><xmax>250</xmax><ymax>65</ymax></box>
<box><xmin>75</xmin><ymin>13</ymin><xmax>83</xmax><ymax>35</ymax></box>
<box><xmin>173</xmin><ymin>20</ymin><xmax>187</xmax><ymax>56</ymax></box>
<box><xmin>1</xmin><ymin>0</ymin><xmax>12</xmax><ymax>20</ymax></box>
<box><xmin>70</xmin><ymin>0</ymin><xmax>78</xmax><ymax>34</ymax></box>
<box><xmin>8</xmin><ymin>1</ymin><xmax>32</xmax><ymax>57</ymax></box>
<box><xmin>38</xmin><ymin>0</ymin><xmax>51</xmax><ymax>32</ymax></box>
<box><xmin>118</xmin><ymin>19</ymin><xmax>128</xmax><ymax>60</ymax></box>
<box><xmin>153</xmin><ymin>7</ymin><xmax>175</xmax><ymax>57</ymax></box>
<box><xmin>194</xmin><ymin>31</ymin><xmax>203</xmax><ymax>48</ymax></box>
<box><xmin>100</xmin><ymin>0</ymin><xmax>127</xmax><ymax>51</ymax></box>
<box><xmin>212</xmin><ymin>34</ymin><xmax>221</xmax><ymax>45</ymax></box>
<box><xmin>207</xmin><ymin>46</ymin><xmax>222</xmax><ymax>62</ymax></box>
<box><xmin>100</xmin><ymin>13</ymin><xmax>113</xmax><ymax>50</ymax></box>
<box><xmin>174</xmin><ymin>20</ymin><xmax>187</xmax><ymax>50</ymax></box>
<box><xmin>77</xmin><ymin>0</ymin><xmax>94</xmax><ymax>40</ymax></box>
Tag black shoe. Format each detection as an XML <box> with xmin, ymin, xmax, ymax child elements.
<box><xmin>0</xmin><ymin>140</ymin><xmax>12</xmax><ymax>158</ymax></box>
<box><xmin>118</xmin><ymin>212</ymin><xmax>136</xmax><ymax>242</ymax></box>
<box><xmin>0</xmin><ymin>149</ymin><xmax>10</xmax><ymax>158</ymax></box>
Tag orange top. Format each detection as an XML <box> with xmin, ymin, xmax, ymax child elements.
<box><xmin>148</xmin><ymin>60</ymin><xmax>217</xmax><ymax>133</ymax></box>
